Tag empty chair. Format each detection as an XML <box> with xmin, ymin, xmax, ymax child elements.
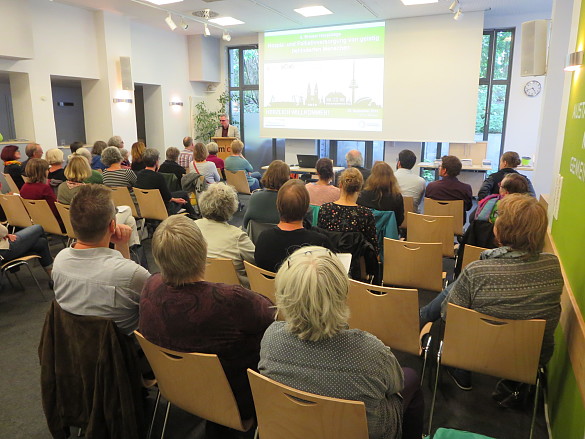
<box><xmin>205</xmin><ymin>258</ymin><xmax>241</xmax><ymax>286</ymax></box>
<box><xmin>225</xmin><ymin>170</ymin><xmax>252</xmax><ymax>195</ymax></box>
<box><xmin>2</xmin><ymin>173</ymin><xmax>20</xmax><ymax>194</ymax></box>
<box><xmin>383</xmin><ymin>238</ymin><xmax>444</xmax><ymax>292</ymax></box>
<box><xmin>110</xmin><ymin>186</ymin><xmax>140</xmax><ymax>218</ymax></box>
<box><xmin>400</xmin><ymin>196</ymin><xmax>415</xmax><ymax>230</ymax></box>
<box><xmin>21</xmin><ymin>198</ymin><xmax>66</xmax><ymax>238</ymax></box>
<box><xmin>248</xmin><ymin>369</ymin><xmax>369</xmax><ymax>439</ymax></box>
<box><xmin>407</xmin><ymin>212</ymin><xmax>455</xmax><ymax>258</ymax></box>
<box><xmin>135</xmin><ymin>331</ymin><xmax>254</xmax><ymax>438</ymax></box>
<box><xmin>133</xmin><ymin>188</ymin><xmax>168</xmax><ymax>221</ymax></box>
<box><xmin>0</xmin><ymin>194</ymin><xmax>33</xmax><ymax>231</ymax></box>
<box><xmin>243</xmin><ymin>261</ymin><xmax>276</xmax><ymax>303</ymax></box>
<box><xmin>55</xmin><ymin>202</ymin><xmax>76</xmax><ymax>245</ymax></box>
<box><xmin>428</xmin><ymin>304</ymin><xmax>546</xmax><ymax>439</ymax></box>
<box><xmin>424</xmin><ymin>198</ymin><xmax>464</xmax><ymax>235</ymax></box>
<box><xmin>0</xmin><ymin>255</ymin><xmax>46</xmax><ymax>300</ymax></box>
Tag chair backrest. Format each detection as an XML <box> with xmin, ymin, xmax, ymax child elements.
<box><xmin>424</xmin><ymin>198</ymin><xmax>464</xmax><ymax>235</ymax></box>
<box><xmin>442</xmin><ymin>304</ymin><xmax>545</xmax><ymax>384</ymax></box>
<box><xmin>0</xmin><ymin>194</ymin><xmax>33</xmax><ymax>228</ymax></box>
<box><xmin>347</xmin><ymin>279</ymin><xmax>420</xmax><ymax>355</ymax></box>
<box><xmin>244</xmin><ymin>261</ymin><xmax>276</xmax><ymax>303</ymax></box>
<box><xmin>2</xmin><ymin>173</ymin><xmax>20</xmax><ymax>194</ymax></box>
<box><xmin>160</xmin><ymin>172</ymin><xmax>180</xmax><ymax>192</ymax></box>
<box><xmin>308</xmin><ymin>204</ymin><xmax>320</xmax><ymax>226</ymax></box>
<box><xmin>400</xmin><ymin>196</ymin><xmax>415</xmax><ymax>229</ymax></box>
<box><xmin>134</xmin><ymin>331</ymin><xmax>250</xmax><ymax>432</ymax></box>
<box><xmin>407</xmin><ymin>212</ymin><xmax>454</xmax><ymax>257</ymax></box>
<box><xmin>225</xmin><ymin>170</ymin><xmax>251</xmax><ymax>195</ymax></box>
<box><xmin>110</xmin><ymin>186</ymin><xmax>140</xmax><ymax>218</ymax></box>
<box><xmin>247</xmin><ymin>369</ymin><xmax>369</xmax><ymax>439</ymax></box>
<box><xmin>55</xmin><ymin>202</ymin><xmax>76</xmax><ymax>239</ymax></box>
<box><xmin>21</xmin><ymin>198</ymin><xmax>65</xmax><ymax>236</ymax></box>
<box><xmin>246</xmin><ymin>220</ymin><xmax>277</xmax><ymax>246</ymax></box>
<box><xmin>460</xmin><ymin>244</ymin><xmax>488</xmax><ymax>272</ymax></box>
<box><xmin>205</xmin><ymin>258</ymin><xmax>241</xmax><ymax>286</ymax></box>
<box><xmin>383</xmin><ymin>238</ymin><xmax>443</xmax><ymax>292</ymax></box>
<box><xmin>133</xmin><ymin>188</ymin><xmax>168</xmax><ymax>221</ymax></box>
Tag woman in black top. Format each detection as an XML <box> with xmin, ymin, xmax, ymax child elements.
<box><xmin>130</xmin><ymin>141</ymin><xmax>147</xmax><ymax>172</ymax></box>
<box><xmin>1</xmin><ymin>144</ymin><xmax>25</xmax><ymax>189</ymax></box>
<box><xmin>357</xmin><ymin>161</ymin><xmax>404</xmax><ymax>227</ymax></box>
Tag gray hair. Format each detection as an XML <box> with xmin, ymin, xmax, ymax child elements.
<box><xmin>345</xmin><ymin>149</ymin><xmax>364</xmax><ymax>167</ymax></box>
<box><xmin>219</xmin><ymin>113</ymin><xmax>229</xmax><ymax>121</ymax></box>
<box><xmin>101</xmin><ymin>146</ymin><xmax>123</xmax><ymax>166</ymax></box>
<box><xmin>198</xmin><ymin>184</ymin><xmax>239</xmax><ymax>222</ymax></box>
<box><xmin>119</xmin><ymin>148</ymin><xmax>130</xmax><ymax>160</ymax></box>
<box><xmin>142</xmin><ymin>148</ymin><xmax>160</xmax><ymax>167</ymax></box>
<box><xmin>107</xmin><ymin>136</ymin><xmax>123</xmax><ymax>147</ymax></box>
<box><xmin>275</xmin><ymin>246</ymin><xmax>350</xmax><ymax>341</ymax></box>
<box><xmin>152</xmin><ymin>216</ymin><xmax>207</xmax><ymax>286</ymax></box>
<box><xmin>166</xmin><ymin>146</ymin><xmax>180</xmax><ymax>161</ymax></box>
<box><xmin>74</xmin><ymin>147</ymin><xmax>92</xmax><ymax>162</ymax></box>
<box><xmin>206</xmin><ymin>142</ymin><xmax>219</xmax><ymax>154</ymax></box>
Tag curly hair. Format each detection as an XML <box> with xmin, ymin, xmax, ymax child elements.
<box><xmin>198</xmin><ymin>183</ymin><xmax>239</xmax><ymax>222</ymax></box>
<box><xmin>338</xmin><ymin>167</ymin><xmax>363</xmax><ymax>195</ymax></box>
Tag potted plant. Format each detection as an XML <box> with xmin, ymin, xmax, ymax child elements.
<box><xmin>193</xmin><ymin>90</ymin><xmax>235</xmax><ymax>144</ymax></box>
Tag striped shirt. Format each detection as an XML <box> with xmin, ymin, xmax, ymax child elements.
<box><xmin>178</xmin><ymin>149</ymin><xmax>193</xmax><ymax>170</ymax></box>
<box><xmin>102</xmin><ymin>169</ymin><xmax>137</xmax><ymax>188</ymax></box>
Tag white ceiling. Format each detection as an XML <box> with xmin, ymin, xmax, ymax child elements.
<box><xmin>54</xmin><ymin>0</ymin><xmax>553</xmax><ymax>38</ymax></box>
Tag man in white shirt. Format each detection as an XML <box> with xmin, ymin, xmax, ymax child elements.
<box><xmin>395</xmin><ymin>149</ymin><xmax>426</xmax><ymax>213</ymax></box>
<box><xmin>178</xmin><ymin>136</ymin><xmax>195</xmax><ymax>170</ymax></box>
<box><xmin>52</xmin><ymin>185</ymin><xmax>150</xmax><ymax>335</ymax></box>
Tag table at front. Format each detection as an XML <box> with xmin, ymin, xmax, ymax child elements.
<box><xmin>261</xmin><ymin>165</ymin><xmax>345</xmax><ymax>175</ymax></box>
<box><xmin>417</xmin><ymin>163</ymin><xmax>493</xmax><ymax>195</ymax></box>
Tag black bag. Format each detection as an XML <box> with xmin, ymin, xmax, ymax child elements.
<box><xmin>492</xmin><ymin>379</ymin><xmax>533</xmax><ymax>409</ymax></box>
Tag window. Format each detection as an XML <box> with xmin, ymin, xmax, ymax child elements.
<box><xmin>317</xmin><ymin>140</ymin><xmax>384</xmax><ymax>167</ymax></box>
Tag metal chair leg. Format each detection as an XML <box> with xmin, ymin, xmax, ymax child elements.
<box><xmin>147</xmin><ymin>389</ymin><xmax>161</xmax><ymax>439</ymax></box>
<box><xmin>426</xmin><ymin>340</ymin><xmax>443</xmax><ymax>438</ymax></box>
<box><xmin>529</xmin><ymin>370</ymin><xmax>541</xmax><ymax>439</ymax></box>
<box><xmin>160</xmin><ymin>400</ymin><xmax>171</xmax><ymax>439</ymax></box>
<box><xmin>23</xmin><ymin>262</ymin><xmax>47</xmax><ymax>301</ymax></box>
<box><xmin>253</xmin><ymin>426</ymin><xmax>259</xmax><ymax>439</ymax></box>
<box><xmin>421</xmin><ymin>334</ymin><xmax>432</xmax><ymax>386</ymax></box>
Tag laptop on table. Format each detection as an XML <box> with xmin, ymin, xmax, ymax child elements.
<box><xmin>297</xmin><ymin>154</ymin><xmax>319</xmax><ymax>168</ymax></box>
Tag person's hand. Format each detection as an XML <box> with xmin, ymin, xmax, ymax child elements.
<box><xmin>110</xmin><ymin>224</ymin><xmax>132</xmax><ymax>245</ymax></box>
<box><xmin>171</xmin><ymin>197</ymin><xmax>187</xmax><ymax>205</ymax></box>
<box><xmin>7</xmin><ymin>234</ymin><xmax>17</xmax><ymax>242</ymax></box>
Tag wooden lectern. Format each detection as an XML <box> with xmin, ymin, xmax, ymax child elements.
<box><xmin>211</xmin><ymin>137</ymin><xmax>237</xmax><ymax>161</ymax></box>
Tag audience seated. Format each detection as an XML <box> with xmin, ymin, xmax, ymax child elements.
<box><xmin>20</xmin><ymin>158</ymin><xmax>63</xmax><ymax>229</ymax></box>
<box><xmin>318</xmin><ymin>168</ymin><xmax>378</xmax><ymax>255</ymax></box>
<box><xmin>134</xmin><ymin>148</ymin><xmax>196</xmax><ymax>217</ymax></box>
<box><xmin>194</xmin><ymin>184</ymin><xmax>255</xmax><ymax>287</ymax></box>
<box><xmin>102</xmin><ymin>147</ymin><xmax>137</xmax><ymax>188</ymax></box>
<box><xmin>224</xmin><ymin>140</ymin><xmax>262</xmax><ymax>191</ymax></box>
<box><xmin>474</xmin><ymin>173</ymin><xmax>529</xmax><ymax>223</ymax></box>
<box><xmin>107</xmin><ymin>135</ymin><xmax>124</xmax><ymax>148</ymax></box>
<box><xmin>90</xmin><ymin>141</ymin><xmax>107</xmax><ymax>171</ymax></box>
<box><xmin>52</xmin><ymin>184</ymin><xmax>150</xmax><ymax>335</ymax></box>
<box><xmin>305</xmin><ymin>158</ymin><xmax>340</xmax><ymax>206</ymax></box>
<box><xmin>255</xmin><ymin>180</ymin><xmax>333</xmax><ymax>273</ymax></box>
<box><xmin>120</xmin><ymin>148</ymin><xmax>131</xmax><ymax>168</ymax></box>
<box><xmin>130</xmin><ymin>141</ymin><xmax>146</xmax><ymax>172</ymax></box>
<box><xmin>73</xmin><ymin>148</ymin><xmax>104</xmax><ymax>184</ymax></box>
<box><xmin>158</xmin><ymin>147</ymin><xmax>186</xmax><ymax>183</ymax></box>
<box><xmin>189</xmin><ymin>142</ymin><xmax>221</xmax><ymax>184</ymax></box>
<box><xmin>334</xmin><ymin>149</ymin><xmax>370</xmax><ymax>185</ymax></box>
<box><xmin>394</xmin><ymin>149</ymin><xmax>426</xmax><ymax>213</ymax></box>
<box><xmin>46</xmin><ymin>148</ymin><xmax>65</xmax><ymax>191</ymax></box>
<box><xmin>1</xmin><ymin>144</ymin><xmax>25</xmax><ymax>189</ymax></box>
<box><xmin>178</xmin><ymin>136</ymin><xmax>195</xmax><ymax>170</ymax></box>
<box><xmin>478</xmin><ymin>151</ymin><xmax>535</xmax><ymax>200</ymax></box>
<box><xmin>243</xmin><ymin>160</ymin><xmax>290</xmax><ymax>228</ymax></box>
<box><xmin>259</xmin><ymin>246</ymin><xmax>424</xmax><ymax>439</ymax></box>
<box><xmin>425</xmin><ymin>155</ymin><xmax>472</xmax><ymax>221</ymax></box>
<box><xmin>21</xmin><ymin>142</ymin><xmax>43</xmax><ymax>176</ymax></box>
<box><xmin>419</xmin><ymin>194</ymin><xmax>563</xmax><ymax>390</ymax></box>
<box><xmin>69</xmin><ymin>141</ymin><xmax>83</xmax><ymax>155</ymax></box>
<box><xmin>358</xmin><ymin>161</ymin><xmax>404</xmax><ymax>228</ymax></box>
<box><xmin>206</xmin><ymin>142</ymin><xmax>225</xmax><ymax>173</ymax></box>
<box><xmin>139</xmin><ymin>215</ymin><xmax>275</xmax><ymax>434</ymax></box>
<box><xmin>0</xmin><ymin>222</ymin><xmax>52</xmax><ymax>279</ymax></box>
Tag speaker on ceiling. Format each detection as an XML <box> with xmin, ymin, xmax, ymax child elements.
<box><xmin>120</xmin><ymin>56</ymin><xmax>134</xmax><ymax>91</ymax></box>
<box><xmin>520</xmin><ymin>20</ymin><xmax>549</xmax><ymax>77</ymax></box>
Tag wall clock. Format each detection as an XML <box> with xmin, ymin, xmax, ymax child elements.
<box><xmin>524</xmin><ymin>80</ymin><xmax>542</xmax><ymax>97</ymax></box>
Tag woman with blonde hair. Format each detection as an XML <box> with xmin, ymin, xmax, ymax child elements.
<box><xmin>72</xmin><ymin>147</ymin><xmax>103</xmax><ymax>184</ymax></box>
<box><xmin>46</xmin><ymin>148</ymin><xmax>66</xmax><ymax>185</ymax></box>
<box><xmin>317</xmin><ymin>167</ymin><xmax>378</xmax><ymax>255</ymax></box>
<box><xmin>130</xmin><ymin>141</ymin><xmax>146</xmax><ymax>172</ymax></box>
<box><xmin>358</xmin><ymin>161</ymin><xmax>404</xmax><ymax>226</ymax></box>
<box><xmin>189</xmin><ymin>142</ymin><xmax>220</xmax><ymax>184</ymax></box>
<box><xmin>259</xmin><ymin>246</ymin><xmax>424</xmax><ymax>439</ymax></box>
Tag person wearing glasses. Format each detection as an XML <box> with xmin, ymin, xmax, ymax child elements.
<box><xmin>214</xmin><ymin>113</ymin><xmax>240</xmax><ymax>139</ymax></box>
<box><xmin>259</xmin><ymin>246</ymin><xmax>424</xmax><ymax>439</ymax></box>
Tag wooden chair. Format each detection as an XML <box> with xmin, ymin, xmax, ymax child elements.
<box><xmin>110</xmin><ymin>186</ymin><xmax>140</xmax><ymax>218</ymax></box>
<box><xmin>55</xmin><ymin>202</ymin><xmax>76</xmax><ymax>246</ymax></box>
<box><xmin>21</xmin><ymin>199</ymin><xmax>66</xmax><ymax>238</ymax></box>
<box><xmin>428</xmin><ymin>304</ymin><xmax>546</xmax><ymax>439</ymax></box>
<box><xmin>424</xmin><ymin>198</ymin><xmax>464</xmax><ymax>235</ymax></box>
<box><xmin>383</xmin><ymin>238</ymin><xmax>444</xmax><ymax>292</ymax></box>
<box><xmin>2</xmin><ymin>173</ymin><xmax>20</xmax><ymax>194</ymax></box>
<box><xmin>133</xmin><ymin>188</ymin><xmax>169</xmax><ymax>222</ymax></box>
<box><xmin>247</xmin><ymin>369</ymin><xmax>369</xmax><ymax>439</ymax></box>
<box><xmin>400</xmin><ymin>196</ymin><xmax>415</xmax><ymax>229</ymax></box>
<box><xmin>0</xmin><ymin>255</ymin><xmax>46</xmax><ymax>300</ymax></box>
<box><xmin>459</xmin><ymin>244</ymin><xmax>488</xmax><ymax>272</ymax></box>
<box><xmin>225</xmin><ymin>170</ymin><xmax>251</xmax><ymax>195</ymax></box>
<box><xmin>347</xmin><ymin>279</ymin><xmax>432</xmax><ymax>384</ymax></box>
<box><xmin>134</xmin><ymin>331</ymin><xmax>254</xmax><ymax>438</ymax></box>
<box><xmin>205</xmin><ymin>258</ymin><xmax>241</xmax><ymax>286</ymax></box>
<box><xmin>407</xmin><ymin>212</ymin><xmax>455</xmax><ymax>258</ymax></box>
<box><xmin>243</xmin><ymin>261</ymin><xmax>276</xmax><ymax>303</ymax></box>
<box><xmin>0</xmin><ymin>194</ymin><xmax>33</xmax><ymax>231</ymax></box>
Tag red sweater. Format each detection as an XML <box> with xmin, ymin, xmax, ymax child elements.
<box><xmin>20</xmin><ymin>182</ymin><xmax>63</xmax><ymax>229</ymax></box>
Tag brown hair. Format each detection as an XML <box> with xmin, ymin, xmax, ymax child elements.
<box><xmin>338</xmin><ymin>167</ymin><xmax>363</xmax><ymax>195</ymax></box>
<box><xmin>230</xmin><ymin>139</ymin><xmax>243</xmax><ymax>155</ymax></box>
<box><xmin>364</xmin><ymin>161</ymin><xmax>400</xmax><ymax>201</ymax></box>
<box><xmin>25</xmin><ymin>143</ymin><xmax>40</xmax><ymax>158</ymax></box>
<box><xmin>166</xmin><ymin>147</ymin><xmax>180</xmax><ymax>162</ymax></box>
<box><xmin>315</xmin><ymin>158</ymin><xmax>334</xmax><ymax>181</ymax></box>
<box><xmin>500</xmin><ymin>173</ymin><xmax>529</xmax><ymax>194</ymax></box>
<box><xmin>131</xmin><ymin>142</ymin><xmax>146</xmax><ymax>163</ymax></box>
<box><xmin>277</xmin><ymin>180</ymin><xmax>310</xmax><ymax>222</ymax></box>
<box><xmin>70</xmin><ymin>185</ymin><xmax>116</xmax><ymax>243</ymax></box>
<box><xmin>440</xmin><ymin>155</ymin><xmax>462</xmax><ymax>177</ymax></box>
<box><xmin>501</xmin><ymin>151</ymin><xmax>521</xmax><ymax>168</ymax></box>
<box><xmin>183</xmin><ymin>136</ymin><xmax>193</xmax><ymax>148</ymax></box>
<box><xmin>1</xmin><ymin>145</ymin><xmax>19</xmax><ymax>162</ymax></box>
<box><xmin>261</xmin><ymin>160</ymin><xmax>290</xmax><ymax>190</ymax></box>
<box><xmin>92</xmin><ymin>140</ymin><xmax>107</xmax><ymax>156</ymax></box>
<box><xmin>193</xmin><ymin>142</ymin><xmax>208</xmax><ymax>162</ymax></box>
<box><xmin>494</xmin><ymin>194</ymin><xmax>547</xmax><ymax>254</ymax></box>
<box><xmin>25</xmin><ymin>159</ymin><xmax>49</xmax><ymax>183</ymax></box>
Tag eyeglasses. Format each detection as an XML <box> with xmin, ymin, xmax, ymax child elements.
<box><xmin>287</xmin><ymin>248</ymin><xmax>333</xmax><ymax>268</ymax></box>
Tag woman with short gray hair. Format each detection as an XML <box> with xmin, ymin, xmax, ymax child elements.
<box><xmin>205</xmin><ymin>141</ymin><xmax>225</xmax><ymax>174</ymax></box>
<box><xmin>101</xmin><ymin>146</ymin><xmax>137</xmax><ymax>188</ymax></box>
<box><xmin>259</xmin><ymin>246</ymin><xmax>424</xmax><ymax>439</ymax></box>
<box><xmin>195</xmin><ymin>183</ymin><xmax>255</xmax><ymax>287</ymax></box>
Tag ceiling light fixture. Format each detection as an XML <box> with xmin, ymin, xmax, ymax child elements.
<box><xmin>453</xmin><ymin>8</ymin><xmax>463</xmax><ymax>20</ymax></box>
<box><xmin>204</xmin><ymin>23</ymin><xmax>211</xmax><ymax>36</ymax></box>
<box><xmin>565</xmin><ymin>51</ymin><xmax>584</xmax><ymax>71</ymax></box>
<box><xmin>165</xmin><ymin>13</ymin><xmax>177</xmax><ymax>31</ymax></box>
<box><xmin>222</xmin><ymin>30</ymin><xmax>231</xmax><ymax>42</ymax></box>
<box><xmin>294</xmin><ymin>6</ymin><xmax>333</xmax><ymax>17</ymax></box>
<box><xmin>209</xmin><ymin>17</ymin><xmax>245</xmax><ymax>26</ymax></box>
<box><xmin>448</xmin><ymin>0</ymin><xmax>459</xmax><ymax>12</ymax></box>
<box><xmin>145</xmin><ymin>0</ymin><xmax>183</xmax><ymax>4</ymax></box>
<box><xmin>400</xmin><ymin>0</ymin><xmax>438</xmax><ymax>5</ymax></box>
<box><xmin>180</xmin><ymin>19</ymin><xmax>188</xmax><ymax>30</ymax></box>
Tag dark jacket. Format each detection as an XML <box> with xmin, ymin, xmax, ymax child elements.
<box><xmin>453</xmin><ymin>219</ymin><xmax>497</xmax><ymax>278</ymax></box>
<box><xmin>39</xmin><ymin>301</ymin><xmax>145</xmax><ymax>439</ymax></box>
<box><xmin>478</xmin><ymin>168</ymin><xmax>536</xmax><ymax>200</ymax></box>
<box><xmin>4</xmin><ymin>162</ymin><xmax>25</xmax><ymax>189</ymax></box>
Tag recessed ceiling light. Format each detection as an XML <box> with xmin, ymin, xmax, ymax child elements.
<box><xmin>145</xmin><ymin>0</ymin><xmax>184</xmax><ymax>5</ymax></box>
<box><xmin>400</xmin><ymin>0</ymin><xmax>438</xmax><ymax>5</ymax></box>
<box><xmin>294</xmin><ymin>6</ymin><xmax>333</xmax><ymax>17</ymax></box>
<box><xmin>209</xmin><ymin>17</ymin><xmax>245</xmax><ymax>26</ymax></box>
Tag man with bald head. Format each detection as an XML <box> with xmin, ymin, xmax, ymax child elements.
<box><xmin>334</xmin><ymin>149</ymin><xmax>370</xmax><ymax>185</ymax></box>
<box><xmin>178</xmin><ymin>136</ymin><xmax>194</xmax><ymax>170</ymax></box>
<box><xmin>22</xmin><ymin>143</ymin><xmax>43</xmax><ymax>175</ymax></box>
<box><xmin>254</xmin><ymin>179</ymin><xmax>332</xmax><ymax>273</ymax></box>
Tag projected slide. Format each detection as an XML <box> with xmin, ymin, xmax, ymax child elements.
<box><xmin>263</xmin><ymin>22</ymin><xmax>385</xmax><ymax>133</ymax></box>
